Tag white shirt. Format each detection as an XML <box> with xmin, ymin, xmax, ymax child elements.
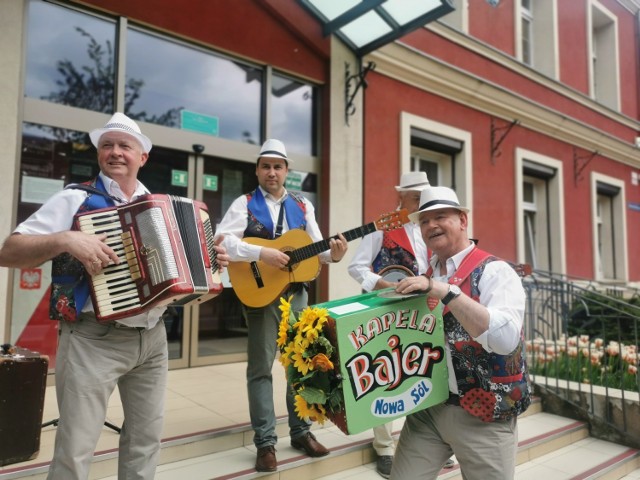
<box><xmin>431</xmin><ymin>242</ymin><xmax>526</xmax><ymax>393</ymax></box>
<box><xmin>348</xmin><ymin>222</ymin><xmax>428</xmax><ymax>292</ymax></box>
<box><xmin>14</xmin><ymin>172</ymin><xmax>165</xmax><ymax>328</ymax></box>
<box><xmin>215</xmin><ymin>186</ymin><xmax>332</xmax><ymax>264</ymax></box>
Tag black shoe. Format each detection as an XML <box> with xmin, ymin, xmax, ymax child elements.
<box><xmin>443</xmin><ymin>457</ymin><xmax>455</xmax><ymax>468</ymax></box>
<box><xmin>376</xmin><ymin>455</ymin><xmax>393</xmax><ymax>478</ymax></box>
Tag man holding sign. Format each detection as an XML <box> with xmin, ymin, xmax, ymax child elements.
<box><xmin>391</xmin><ymin>186</ymin><xmax>531</xmax><ymax>480</ymax></box>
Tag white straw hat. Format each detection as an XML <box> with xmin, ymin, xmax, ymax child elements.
<box><xmin>395</xmin><ymin>171</ymin><xmax>431</xmax><ymax>192</ymax></box>
<box><xmin>89</xmin><ymin>112</ymin><xmax>152</xmax><ymax>153</ymax></box>
<box><xmin>408</xmin><ymin>186</ymin><xmax>469</xmax><ymax>223</ymax></box>
<box><xmin>258</xmin><ymin>139</ymin><xmax>288</xmax><ymax>161</ymax></box>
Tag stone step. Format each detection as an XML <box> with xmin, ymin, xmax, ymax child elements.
<box><xmin>8</xmin><ymin>397</ymin><xmax>639</xmax><ymax>480</ymax></box>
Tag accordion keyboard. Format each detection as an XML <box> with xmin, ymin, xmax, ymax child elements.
<box><xmin>76</xmin><ymin>210</ymin><xmax>142</xmax><ymax>316</ymax></box>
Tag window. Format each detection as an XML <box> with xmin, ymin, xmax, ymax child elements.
<box><xmin>25</xmin><ymin>1</ymin><xmax>116</xmax><ymax>112</ymax></box>
<box><xmin>125</xmin><ymin>29</ymin><xmax>264</xmax><ymax>145</ymax></box>
<box><xmin>589</xmin><ymin>1</ymin><xmax>620</xmax><ymax>110</ymax></box>
<box><xmin>516</xmin><ymin>150</ymin><xmax>565</xmax><ymax>274</ymax></box>
<box><xmin>24</xmin><ymin>0</ymin><xmax>318</xmax><ymax>156</ymax></box>
<box><xmin>409</xmin><ymin>127</ymin><xmax>462</xmax><ymax>188</ymax></box>
<box><xmin>521</xmin><ymin>0</ymin><xmax>533</xmax><ymax>66</ymax></box>
<box><xmin>515</xmin><ymin>0</ymin><xmax>557</xmax><ymax>78</ymax></box>
<box><xmin>270</xmin><ymin>73</ymin><xmax>317</xmax><ymax>156</ymax></box>
<box><xmin>591</xmin><ymin>174</ymin><xmax>627</xmax><ymax>281</ymax></box>
<box><xmin>401</xmin><ymin>113</ymin><xmax>472</xmax><ymax>231</ymax></box>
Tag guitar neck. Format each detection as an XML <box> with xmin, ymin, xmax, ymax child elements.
<box><xmin>289</xmin><ymin>222</ymin><xmax>378</xmax><ymax>264</ymax></box>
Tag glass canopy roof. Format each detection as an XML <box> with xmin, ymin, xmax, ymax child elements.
<box><xmin>298</xmin><ymin>0</ymin><xmax>454</xmax><ymax>57</ymax></box>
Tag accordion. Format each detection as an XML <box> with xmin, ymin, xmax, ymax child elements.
<box><xmin>74</xmin><ymin>194</ymin><xmax>223</xmax><ymax>322</ymax></box>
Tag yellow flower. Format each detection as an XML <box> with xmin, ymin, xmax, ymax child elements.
<box><xmin>311</xmin><ymin>353</ymin><xmax>334</xmax><ymax>372</ymax></box>
<box><xmin>277</xmin><ymin>298</ymin><xmax>343</xmax><ymax>426</ymax></box>
<box><xmin>292</xmin><ymin>349</ymin><xmax>312</xmax><ymax>376</ymax></box>
<box><xmin>294</xmin><ymin>392</ymin><xmax>327</xmax><ymax>425</ymax></box>
<box><xmin>279</xmin><ymin>343</ymin><xmax>295</xmax><ymax>368</ymax></box>
<box><xmin>277</xmin><ymin>317</ymin><xmax>290</xmax><ymax>348</ymax></box>
<box><xmin>293</xmin><ymin>333</ymin><xmax>310</xmax><ymax>352</ymax></box>
<box><xmin>298</xmin><ymin>307</ymin><xmax>329</xmax><ymax>343</ymax></box>
<box><xmin>279</xmin><ymin>295</ymin><xmax>293</xmax><ymax>319</ymax></box>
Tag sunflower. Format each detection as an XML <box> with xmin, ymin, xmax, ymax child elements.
<box><xmin>278</xmin><ymin>296</ymin><xmax>343</xmax><ymax>425</ymax></box>
<box><xmin>294</xmin><ymin>391</ymin><xmax>327</xmax><ymax>425</ymax></box>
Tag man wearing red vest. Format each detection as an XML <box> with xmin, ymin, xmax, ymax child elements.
<box><xmin>390</xmin><ymin>186</ymin><xmax>531</xmax><ymax>480</ymax></box>
<box><xmin>348</xmin><ymin>171</ymin><xmax>432</xmax><ymax>478</ymax></box>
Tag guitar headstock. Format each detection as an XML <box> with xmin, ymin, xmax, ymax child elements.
<box><xmin>374</xmin><ymin>209</ymin><xmax>410</xmax><ymax>232</ymax></box>
<box><xmin>509</xmin><ymin>262</ymin><xmax>532</xmax><ymax>277</ymax></box>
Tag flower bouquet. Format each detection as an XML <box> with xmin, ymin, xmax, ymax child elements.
<box><xmin>277</xmin><ymin>296</ymin><xmax>344</xmax><ymax>424</ymax></box>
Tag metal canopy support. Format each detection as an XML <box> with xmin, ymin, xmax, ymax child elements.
<box><xmin>490</xmin><ymin>117</ymin><xmax>519</xmax><ymax>164</ymax></box>
<box><xmin>573</xmin><ymin>147</ymin><xmax>599</xmax><ymax>186</ymax></box>
<box><xmin>345</xmin><ymin>60</ymin><xmax>375</xmax><ymax>125</ymax></box>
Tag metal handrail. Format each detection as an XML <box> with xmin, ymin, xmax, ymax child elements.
<box><xmin>523</xmin><ymin>270</ymin><xmax>640</xmax><ymax>448</ymax></box>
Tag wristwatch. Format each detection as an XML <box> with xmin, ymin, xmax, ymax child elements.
<box><xmin>442</xmin><ymin>284</ymin><xmax>462</xmax><ymax>305</ymax></box>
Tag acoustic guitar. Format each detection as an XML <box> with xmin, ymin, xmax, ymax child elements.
<box><xmin>228</xmin><ymin>209</ymin><xmax>410</xmax><ymax>308</ymax></box>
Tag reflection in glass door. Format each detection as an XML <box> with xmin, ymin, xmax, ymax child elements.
<box><xmin>191</xmin><ymin>152</ymin><xmax>258</xmax><ymax>365</ymax></box>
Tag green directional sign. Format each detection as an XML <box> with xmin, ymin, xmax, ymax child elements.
<box><xmin>203</xmin><ymin>174</ymin><xmax>218</xmax><ymax>191</ymax></box>
<box><xmin>285</xmin><ymin>171</ymin><xmax>303</xmax><ymax>190</ymax></box>
<box><xmin>180</xmin><ymin>109</ymin><xmax>219</xmax><ymax>136</ymax></box>
<box><xmin>171</xmin><ymin>170</ymin><xmax>188</xmax><ymax>187</ymax></box>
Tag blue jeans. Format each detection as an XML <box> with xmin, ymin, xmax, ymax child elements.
<box><xmin>243</xmin><ymin>287</ymin><xmax>310</xmax><ymax>448</ymax></box>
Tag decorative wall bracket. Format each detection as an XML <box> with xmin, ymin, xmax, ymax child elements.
<box><xmin>573</xmin><ymin>147</ymin><xmax>599</xmax><ymax>186</ymax></box>
<box><xmin>490</xmin><ymin>117</ymin><xmax>519</xmax><ymax>164</ymax></box>
<box><xmin>345</xmin><ymin>61</ymin><xmax>375</xmax><ymax>126</ymax></box>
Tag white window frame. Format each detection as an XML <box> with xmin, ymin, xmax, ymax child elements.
<box><xmin>588</xmin><ymin>0</ymin><xmax>620</xmax><ymax>110</ymax></box>
<box><xmin>514</xmin><ymin>0</ymin><xmax>559</xmax><ymax>79</ymax></box>
<box><xmin>400</xmin><ymin>112</ymin><xmax>473</xmax><ymax>234</ymax></box>
<box><xmin>591</xmin><ymin>172</ymin><xmax>627</xmax><ymax>282</ymax></box>
<box><xmin>411</xmin><ymin>147</ymin><xmax>451</xmax><ymax>187</ymax></box>
<box><xmin>515</xmin><ymin>148</ymin><xmax>566</xmax><ymax>274</ymax></box>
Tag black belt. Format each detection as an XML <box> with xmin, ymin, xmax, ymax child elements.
<box><xmin>113</xmin><ymin>323</ymin><xmax>146</xmax><ymax>331</ymax></box>
<box><xmin>445</xmin><ymin>392</ymin><xmax>460</xmax><ymax>406</ymax></box>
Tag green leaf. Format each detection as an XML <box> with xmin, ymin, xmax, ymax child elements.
<box><xmin>300</xmin><ymin>386</ymin><xmax>327</xmax><ymax>405</ymax></box>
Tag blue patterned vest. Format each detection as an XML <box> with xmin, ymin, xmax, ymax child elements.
<box><xmin>371</xmin><ymin>227</ymin><xmax>419</xmax><ymax>275</ymax></box>
<box><xmin>428</xmin><ymin>247</ymin><xmax>531</xmax><ymax>422</ymax></box>
<box><xmin>244</xmin><ymin>188</ymin><xmax>307</xmax><ymax>239</ymax></box>
<box><xmin>49</xmin><ymin>177</ymin><xmax>117</xmax><ymax>322</ymax></box>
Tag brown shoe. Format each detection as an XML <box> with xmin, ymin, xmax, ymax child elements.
<box><xmin>291</xmin><ymin>432</ymin><xmax>329</xmax><ymax>457</ymax></box>
<box><xmin>255</xmin><ymin>445</ymin><xmax>277</xmax><ymax>472</ymax></box>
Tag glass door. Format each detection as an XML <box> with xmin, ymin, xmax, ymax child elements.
<box><xmin>189</xmin><ymin>152</ymin><xmax>258</xmax><ymax>366</ymax></box>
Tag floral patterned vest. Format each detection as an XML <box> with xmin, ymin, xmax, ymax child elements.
<box><xmin>371</xmin><ymin>227</ymin><xmax>419</xmax><ymax>275</ymax></box>
<box><xmin>49</xmin><ymin>178</ymin><xmax>117</xmax><ymax>322</ymax></box>
<box><xmin>427</xmin><ymin>247</ymin><xmax>531</xmax><ymax>422</ymax></box>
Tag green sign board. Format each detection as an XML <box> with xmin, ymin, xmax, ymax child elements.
<box><xmin>316</xmin><ymin>290</ymin><xmax>448</xmax><ymax>435</ymax></box>
<box><xmin>180</xmin><ymin>110</ymin><xmax>219</xmax><ymax>136</ymax></box>
<box><xmin>203</xmin><ymin>174</ymin><xmax>218</xmax><ymax>191</ymax></box>
<box><xmin>171</xmin><ymin>170</ymin><xmax>188</xmax><ymax>187</ymax></box>
<box><xmin>285</xmin><ymin>171</ymin><xmax>303</xmax><ymax>190</ymax></box>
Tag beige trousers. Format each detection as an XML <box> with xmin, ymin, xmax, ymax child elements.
<box><xmin>390</xmin><ymin>403</ymin><xmax>517</xmax><ymax>480</ymax></box>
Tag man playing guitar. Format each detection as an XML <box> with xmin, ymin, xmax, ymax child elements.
<box><xmin>215</xmin><ymin>139</ymin><xmax>348</xmax><ymax>472</ymax></box>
